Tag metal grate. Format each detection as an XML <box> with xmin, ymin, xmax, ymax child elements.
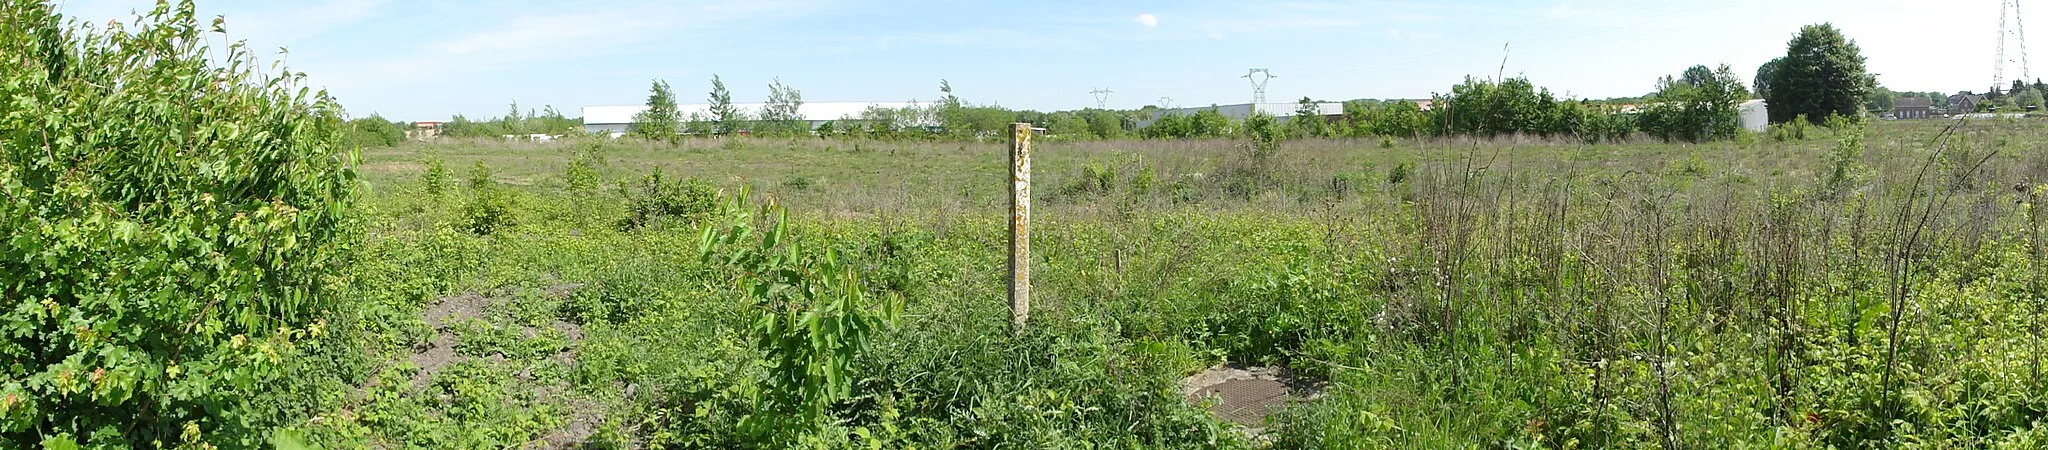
<box><xmin>1189</xmin><ymin>378</ymin><xmax>1290</xmax><ymax>426</ymax></box>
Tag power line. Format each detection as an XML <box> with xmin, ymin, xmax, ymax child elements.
<box><xmin>1997</xmin><ymin>0</ymin><xmax>2033</xmax><ymax>92</ymax></box>
<box><xmin>1242</xmin><ymin>69</ymin><xmax>1275</xmax><ymax>104</ymax></box>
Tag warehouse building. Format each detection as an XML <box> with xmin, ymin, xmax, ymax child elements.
<box><xmin>1135</xmin><ymin>102</ymin><xmax>1345</xmax><ymax>129</ymax></box>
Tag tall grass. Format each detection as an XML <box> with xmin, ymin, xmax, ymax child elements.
<box><xmin>307</xmin><ymin>120</ymin><xmax>2048</xmax><ymax>447</ymax></box>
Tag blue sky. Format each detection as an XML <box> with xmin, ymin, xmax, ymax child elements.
<box><xmin>56</xmin><ymin>0</ymin><xmax>2010</xmax><ymax>121</ymax></box>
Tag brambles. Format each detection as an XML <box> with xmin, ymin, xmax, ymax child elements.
<box><xmin>0</xmin><ymin>0</ymin><xmax>357</xmax><ymax>445</ymax></box>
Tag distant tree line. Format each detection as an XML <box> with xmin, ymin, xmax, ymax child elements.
<box><xmin>624</xmin><ymin>77</ymin><xmax>1144</xmax><ymax>141</ymax></box>
<box><xmin>602</xmin><ymin>23</ymin><xmax>1884</xmax><ymax>145</ymax></box>
<box><xmin>445</xmin><ymin>101</ymin><xmax>582</xmax><ymax>138</ymax></box>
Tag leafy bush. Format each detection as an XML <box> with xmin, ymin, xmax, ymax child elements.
<box><xmin>698</xmin><ymin>190</ymin><xmax>901</xmax><ymax>443</ymax></box>
<box><xmin>1142</xmin><ymin>109</ymin><xmax>1237</xmax><ymax>139</ymax></box>
<box><xmin>564</xmin><ymin>144</ymin><xmax>605</xmax><ymax>192</ymax></box>
<box><xmin>463</xmin><ymin>163</ymin><xmax>515</xmax><ymax>235</ymax></box>
<box><xmin>0</xmin><ymin>1</ymin><xmax>358</xmax><ymax>445</ymax></box>
<box><xmin>1386</xmin><ymin>162</ymin><xmax>1412</xmax><ymax>184</ymax></box>
<box><xmin>1772</xmin><ymin>114</ymin><xmax>1812</xmax><ymax>141</ymax></box>
<box><xmin>618</xmin><ymin>167</ymin><xmax>718</xmax><ymax>230</ymax></box>
<box><xmin>1131</xmin><ymin>163</ymin><xmax>1157</xmax><ymax>195</ymax></box>
<box><xmin>421</xmin><ymin>156</ymin><xmax>450</xmax><ymax>196</ymax></box>
<box><xmin>780</xmin><ymin>175</ymin><xmax>812</xmax><ymax>191</ymax></box>
<box><xmin>1821</xmin><ymin>115</ymin><xmax>1866</xmax><ymax>196</ymax></box>
<box><xmin>341</xmin><ymin>115</ymin><xmax>407</xmax><ymax>148</ymax></box>
<box><xmin>1635</xmin><ymin>64</ymin><xmax>1747</xmax><ymax>143</ymax></box>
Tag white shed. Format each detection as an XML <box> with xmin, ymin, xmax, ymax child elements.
<box><xmin>1737</xmin><ymin>99</ymin><xmax>1769</xmax><ymax>132</ymax></box>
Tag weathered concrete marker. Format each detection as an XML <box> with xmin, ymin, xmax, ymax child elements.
<box><xmin>1009</xmin><ymin>123</ymin><xmax>1032</xmax><ymax>329</ymax></box>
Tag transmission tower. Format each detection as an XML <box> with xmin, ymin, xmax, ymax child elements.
<box><xmin>1242</xmin><ymin>69</ymin><xmax>1276</xmax><ymax>104</ymax></box>
<box><xmin>1997</xmin><ymin>0</ymin><xmax>2034</xmax><ymax>93</ymax></box>
<box><xmin>1090</xmin><ymin>87</ymin><xmax>1115</xmax><ymax>109</ymax></box>
<box><xmin>1158</xmin><ymin>96</ymin><xmax>1175</xmax><ymax>109</ymax></box>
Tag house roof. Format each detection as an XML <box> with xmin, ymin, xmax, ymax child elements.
<box><xmin>582</xmin><ymin>102</ymin><xmax>920</xmax><ymax>125</ymax></box>
<box><xmin>1895</xmin><ymin>97</ymin><xmax>1933</xmax><ymax>109</ymax></box>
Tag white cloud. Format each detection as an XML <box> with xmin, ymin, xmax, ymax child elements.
<box><xmin>1135</xmin><ymin>13</ymin><xmax>1159</xmax><ymax>28</ymax></box>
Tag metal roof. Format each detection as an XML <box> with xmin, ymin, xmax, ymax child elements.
<box><xmin>582</xmin><ymin>102</ymin><xmax>919</xmax><ymax>125</ymax></box>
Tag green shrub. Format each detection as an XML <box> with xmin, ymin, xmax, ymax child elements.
<box><xmin>618</xmin><ymin>167</ymin><xmax>718</xmax><ymax>230</ymax></box>
<box><xmin>341</xmin><ymin>115</ymin><xmax>407</xmax><ymax>148</ymax></box>
<box><xmin>463</xmin><ymin>187</ymin><xmax>516</xmax><ymax>235</ymax></box>
<box><xmin>464</xmin><ymin>163</ymin><xmax>515</xmax><ymax>235</ymax></box>
<box><xmin>467</xmin><ymin>160</ymin><xmax>494</xmax><ymax>190</ymax></box>
<box><xmin>1821</xmin><ymin>115</ymin><xmax>1866</xmax><ymax>196</ymax></box>
<box><xmin>780</xmin><ymin>175</ymin><xmax>812</xmax><ymax>191</ymax></box>
<box><xmin>1387</xmin><ymin>162</ymin><xmax>1413</xmax><ymax>185</ymax></box>
<box><xmin>1131</xmin><ymin>164</ymin><xmax>1157</xmax><ymax>195</ymax></box>
<box><xmin>564</xmin><ymin>144</ymin><xmax>605</xmax><ymax>192</ymax></box>
<box><xmin>1772</xmin><ymin>114</ymin><xmax>1812</xmax><ymax>141</ymax></box>
<box><xmin>0</xmin><ymin>1</ymin><xmax>358</xmax><ymax>445</ymax></box>
<box><xmin>698</xmin><ymin>189</ymin><xmax>902</xmax><ymax>442</ymax></box>
<box><xmin>422</xmin><ymin>156</ymin><xmax>450</xmax><ymax>196</ymax></box>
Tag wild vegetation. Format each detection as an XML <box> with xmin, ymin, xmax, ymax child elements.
<box><xmin>268</xmin><ymin>115</ymin><xmax>2048</xmax><ymax>448</ymax></box>
<box><xmin>10</xmin><ymin>1</ymin><xmax>2048</xmax><ymax>448</ymax></box>
<box><xmin>2</xmin><ymin>1</ymin><xmax>357</xmax><ymax>446</ymax></box>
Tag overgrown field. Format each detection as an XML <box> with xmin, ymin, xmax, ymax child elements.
<box><xmin>291</xmin><ymin>120</ymin><xmax>2048</xmax><ymax>448</ymax></box>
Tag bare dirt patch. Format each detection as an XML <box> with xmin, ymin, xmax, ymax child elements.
<box><xmin>410</xmin><ymin>293</ymin><xmax>492</xmax><ymax>389</ymax></box>
<box><xmin>407</xmin><ymin>291</ymin><xmax>605</xmax><ymax>447</ymax></box>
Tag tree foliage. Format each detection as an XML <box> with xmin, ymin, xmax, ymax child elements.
<box><xmin>1640</xmin><ymin>64</ymin><xmax>1748</xmax><ymax>143</ymax></box>
<box><xmin>1287</xmin><ymin>98</ymin><xmax>1331</xmax><ymax>139</ymax></box>
<box><xmin>1766</xmin><ymin>23</ymin><xmax>1871</xmax><ymax>124</ymax></box>
<box><xmin>341</xmin><ymin>114</ymin><xmax>406</xmax><ymax>148</ymax></box>
<box><xmin>1754</xmin><ymin>58</ymin><xmax>1781</xmax><ymax>100</ymax></box>
<box><xmin>1141</xmin><ymin>108</ymin><xmax>1237</xmax><ymax>139</ymax></box>
<box><xmin>629</xmin><ymin>79</ymin><xmax>681</xmax><ymax>141</ymax></box>
<box><xmin>441</xmin><ymin>103</ymin><xmax>580</xmax><ymax>139</ymax></box>
<box><xmin>1426</xmin><ymin>76</ymin><xmax>1629</xmax><ymax>141</ymax></box>
<box><xmin>1680</xmin><ymin>65</ymin><xmax>1717</xmax><ymax>88</ymax></box>
<box><xmin>757</xmin><ymin>78</ymin><xmax>806</xmax><ymax>136</ymax></box>
<box><xmin>0</xmin><ymin>0</ymin><xmax>359</xmax><ymax>445</ymax></box>
<box><xmin>707</xmin><ymin>74</ymin><xmax>743</xmax><ymax>135</ymax></box>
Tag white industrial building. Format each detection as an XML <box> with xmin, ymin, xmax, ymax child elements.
<box><xmin>1136</xmin><ymin>102</ymin><xmax>1345</xmax><ymax>129</ymax></box>
<box><xmin>1737</xmin><ymin>99</ymin><xmax>1769</xmax><ymax>133</ymax></box>
<box><xmin>581</xmin><ymin>102</ymin><xmax>918</xmax><ymax>137</ymax></box>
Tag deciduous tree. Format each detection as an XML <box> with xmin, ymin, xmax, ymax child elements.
<box><xmin>1755</xmin><ymin>58</ymin><xmax>1781</xmax><ymax>100</ymax></box>
<box><xmin>1766</xmin><ymin>24</ymin><xmax>1871</xmax><ymax>124</ymax></box>
<box><xmin>630</xmin><ymin>79</ymin><xmax>681</xmax><ymax>141</ymax></box>
<box><xmin>708</xmin><ymin>74</ymin><xmax>744</xmax><ymax>135</ymax></box>
<box><xmin>759</xmin><ymin>77</ymin><xmax>805</xmax><ymax>136</ymax></box>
